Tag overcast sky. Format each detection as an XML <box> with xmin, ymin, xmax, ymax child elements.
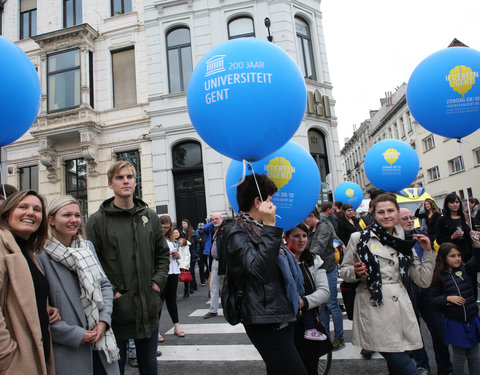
<box><xmin>321</xmin><ymin>0</ymin><xmax>480</xmax><ymax>148</ymax></box>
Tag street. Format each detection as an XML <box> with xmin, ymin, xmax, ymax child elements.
<box><xmin>124</xmin><ymin>276</ymin><xmax>443</xmax><ymax>375</ymax></box>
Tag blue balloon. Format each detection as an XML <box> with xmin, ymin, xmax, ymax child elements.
<box><xmin>364</xmin><ymin>139</ymin><xmax>419</xmax><ymax>192</ymax></box>
<box><xmin>187</xmin><ymin>38</ymin><xmax>306</xmax><ymax>161</ymax></box>
<box><xmin>334</xmin><ymin>182</ymin><xmax>363</xmax><ymax>210</ymax></box>
<box><xmin>0</xmin><ymin>36</ymin><xmax>41</xmax><ymax>146</ymax></box>
<box><xmin>407</xmin><ymin>47</ymin><xmax>480</xmax><ymax>139</ymax></box>
<box><xmin>226</xmin><ymin>141</ymin><xmax>320</xmax><ymax>231</ymax></box>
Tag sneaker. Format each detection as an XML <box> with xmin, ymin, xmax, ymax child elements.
<box><xmin>418</xmin><ymin>368</ymin><xmax>430</xmax><ymax>375</ymax></box>
<box><xmin>203</xmin><ymin>312</ymin><xmax>218</xmax><ymax>319</ymax></box>
<box><xmin>304</xmin><ymin>329</ymin><xmax>327</xmax><ymax>341</ymax></box>
<box><xmin>128</xmin><ymin>358</ymin><xmax>138</xmax><ymax>368</ymax></box>
<box><xmin>332</xmin><ymin>337</ymin><xmax>346</xmax><ymax>350</ymax></box>
<box><xmin>360</xmin><ymin>348</ymin><xmax>374</xmax><ymax>360</ymax></box>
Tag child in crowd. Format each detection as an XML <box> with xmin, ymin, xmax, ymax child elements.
<box><xmin>429</xmin><ymin>235</ymin><xmax>480</xmax><ymax>375</ymax></box>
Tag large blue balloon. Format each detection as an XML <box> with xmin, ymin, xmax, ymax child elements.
<box><xmin>334</xmin><ymin>182</ymin><xmax>363</xmax><ymax>210</ymax></box>
<box><xmin>407</xmin><ymin>47</ymin><xmax>480</xmax><ymax>139</ymax></box>
<box><xmin>0</xmin><ymin>37</ymin><xmax>41</xmax><ymax>146</ymax></box>
<box><xmin>226</xmin><ymin>141</ymin><xmax>320</xmax><ymax>231</ymax></box>
<box><xmin>187</xmin><ymin>38</ymin><xmax>306</xmax><ymax>161</ymax></box>
<box><xmin>364</xmin><ymin>139</ymin><xmax>419</xmax><ymax>192</ymax></box>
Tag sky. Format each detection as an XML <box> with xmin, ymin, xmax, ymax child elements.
<box><xmin>321</xmin><ymin>0</ymin><xmax>480</xmax><ymax>148</ymax></box>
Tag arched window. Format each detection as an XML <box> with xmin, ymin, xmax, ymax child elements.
<box><xmin>167</xmin><ymin>27</ymin><xmax>193</xmax><ymax>93</ymax></box>
<box><xmin>295</xmin><ymin>16</ymin><xmax>316</xmax><ymax>80</ymax></box>
<box><xmin>228</xmin><ymin>16</ymin><xmax>255</xmax><ymax>39</ymax></box>
<box><xmin>308</xmin><ymin>129</ymin><xmax>329</xmax><ymax>183</ymax></box>
<box><xmin>172</xmin><ymin>141</ymin><xmax>207</xmax><ymax>227</ymax></box>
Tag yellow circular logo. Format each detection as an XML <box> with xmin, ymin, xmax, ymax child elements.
<box><xmin>265</xmin><ymin>157</ymin><xmax>295</xmax><ymax>188</ymax></box>
<box><xmin>345</xmin><ymin>188</ymin><xmax>354</xmax><ymax>198</ymax></box>
<box><xmin>448</xmin><ymin>65</ymin><xmax>475</xmax><ymax>97</ymax></box>
<box><xmin>383</xmin><ymin>148</ymin><xmax>400</xmax><ymax>165</ymax></box>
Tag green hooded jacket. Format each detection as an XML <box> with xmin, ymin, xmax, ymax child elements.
<box><xmin>85</xmin><ymin>197</ymin><xmax>169</xmax><ymax>340</ymax></box>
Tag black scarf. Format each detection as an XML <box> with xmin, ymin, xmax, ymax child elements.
<box><xmin>356</xmin><ymin>221</ymin><xmax>416</xmax><ymax>305</ymax></box>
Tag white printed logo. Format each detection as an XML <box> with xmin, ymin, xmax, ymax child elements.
<box><xmin>205</xmin><ymin>55</ymin><xmax>226</xmax><ymax>77</ymax></box>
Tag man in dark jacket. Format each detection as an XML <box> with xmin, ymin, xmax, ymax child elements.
<box><xmin>85</xmin><ymin>161</ymin><xmax>170</xmax><ymax>375</ymax></box>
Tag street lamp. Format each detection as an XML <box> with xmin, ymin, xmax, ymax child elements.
<box><xmin>264</xmin><ymin>17</ymin><xmax>273</xmax><ymax>42</ymax></box>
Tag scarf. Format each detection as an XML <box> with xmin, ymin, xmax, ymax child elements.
<box><xmin>235</xmin><ymin>211</ymin><xmax>304</xmax><ymax>313</ymax></box>
<box><xmin>44</xmin><ymin>237</ymin><xmax>120</xmax><ymax>363</ymax></box>
<box><xmin>356</xmin><ymin>221</ymin><xmax>416</xmax><ymax>305</ymax></box>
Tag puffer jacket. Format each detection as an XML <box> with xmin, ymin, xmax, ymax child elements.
<box><xmin>428</xmin><ymin>249</ymin><xmax>480</xmax><ymax>322</ymax></box>
<box><xmin>85</xmin><ymin>197</ymin><xmax>170</xmax><ymax>340</ymax></box>
<box><xmin>225</xmin><ymin>224</ymin><xmax>296</xmax><ymax>325</ymax></box>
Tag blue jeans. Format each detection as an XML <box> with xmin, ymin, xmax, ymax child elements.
<box><xmin>380</xmin><ymin>352</ymin><xmax>418</xmax><ymax>375</ymax></box>
<box><xmin>117</xmin><ymin>328</ymin><xmax>158</xmax><ymax>375</ymax></box>
<box><xmin>321</xmin><ymin>266</ymin><xmax>344</xmax><ymax>340</ymax></box>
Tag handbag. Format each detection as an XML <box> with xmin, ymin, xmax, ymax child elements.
<box><xmin>340</xmin><ymin>280</ymin><xmax>358</xmax><ymax>320</ymax></box>
<box><xmin>179</xmin><ymin>268</ymin><xmax>193</xmax><ymax>282</ymax></box>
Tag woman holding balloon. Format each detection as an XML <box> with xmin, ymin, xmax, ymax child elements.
<box><xmin>340</xmin><ymin>193</ymin><xmax>436</xmax><ymax>374</ymax></box>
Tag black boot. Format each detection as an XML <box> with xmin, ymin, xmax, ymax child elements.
<box><xmin>183</xmin><ymin>290</ymin><xmax>190</xmax><ymax>299</ymax></box>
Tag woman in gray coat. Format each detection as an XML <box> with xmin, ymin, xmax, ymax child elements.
<box><xmin>36</xmin><ymin>195</ymin><xmax>120</xmax><ymax>375</ymax></box>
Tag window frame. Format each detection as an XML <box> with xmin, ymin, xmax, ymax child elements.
<box><xmin>228</xmin><ymin>16</ymin><xmax>255</xmax><ymax>39</ymax></box>
<box><xmin>65</xmin><ymin>158</ymin><xmax>88</xmax><ymax>219</ymax></box>
<box><xmin>474</xmin><ymin>148</ymin><xmax>480</xmax><ymax>166</ymax></box>
<box><xmin>448</xmin><ymin>156</ymin><xmax>465</xmax><ymax>175</ymax></box>
<box><xmin>422</xmin><ymin>134</ymin><xmax>435</xmax><ymax>152</ymax></box>
<box><xmin>166</xmin><ymin>26</ymin><xmax>193</xmax><ymax>93</ymax></box>
<box><xmin>111</xmin><ymin>0</ymin><xmax>132</xmax><ymax>16</ymax></box>
<box><xmin>295</xmin><ymin>16</ymin><xmax>316</xmax><ymax>81</ymax></box>
<box><xmin>111</xmin><ymin>46</ymin><xmax>137</xmax><ymax>108</ymax></box>
<box><xmin>63</xmin><ymin>0</ymin><xmax>82</xmax><ymax>28</ymax></box>
<box><xmin>0</xmin><ymin>1</ymin><xmax>4</xmax><ymax>36</ymax></box>
<box><xmin>427</xmin><ymin>166</ymin><xmax>440</xmax><ymax>182</ymax></box>
<box><xmin>47</xmin><ymin>48</ymin><xmax>82</xmax><ymax>113</ymax></box>
<box><xmin>19</xmin><ymin>2</ymin><xmax>37</xmax><ymax>40</ymax></box>
<box><xmin>19</xmin><ymin>165</ymin><xmax>39</xmax><ymax>191</ymax></box>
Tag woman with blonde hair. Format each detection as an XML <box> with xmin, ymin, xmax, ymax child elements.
<box><xmin>415</xmin><ymin>198</ymin><xmax>441</xmax><ymax>244</ymax></box>
<box><xmin>36</xmin><ymin>195</ymin><xmax>120</xmax><ymax>374</ymax></box>
<box><xmin>0</xmin><ymin>190</ymin><xmax>59</xmax><ymax>374</ymax></box>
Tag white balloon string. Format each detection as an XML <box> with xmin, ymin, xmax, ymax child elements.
<box><xmin>457</xmin><ymin>138</ymin><xmax>473</xmax><ymax>228</ymax></box>
<box><xmin>250</xmin><ymin>163</ymin><xmax>281</xmax><ymax>219</ymax></box>
<box><xmin>228</xmin><ymin>159</ymin><xmax>249</xmax><ymax>188</ymax></box>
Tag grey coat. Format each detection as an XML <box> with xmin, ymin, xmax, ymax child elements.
<box><xmin>36</xmin><ymin>241</ymin><xmax>120</xmax><ymax>375</ymax></box>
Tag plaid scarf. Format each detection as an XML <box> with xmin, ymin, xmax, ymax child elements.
<box><xmin>356</xmin><ymin>221</ymin><xmax>415</xmax><ymax>305</ymax></box>
<box><xmin>44</xmin><ymin>237</ymin><xmax>120</xmax><ymax>363</ymax></box>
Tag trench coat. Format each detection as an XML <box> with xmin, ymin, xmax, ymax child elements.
<box><xmin>36</xmin><ymin>241</ymin><xmax>120</xmax><ymax>375</ymax></box>
<box><xmin>339</xmin><ymin>224</ymin><xmax>436</xmax><ymax>352</ymax></box>
<box><xmin>0</xmin><ymin>228</ymin><xmax>55</xmax><ymax>374</ymax></box>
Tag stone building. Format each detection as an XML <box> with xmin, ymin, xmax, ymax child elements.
<box><xmin>1</xmin><ymin>0</ymin><xmax>343</xmax><ymax>226</ymax></box>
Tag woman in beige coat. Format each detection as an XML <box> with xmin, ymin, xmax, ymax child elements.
<box><xmin>339</xmin><ymin>193</ymin><xmax>436</xmax><ymax>374</ymax></box>
<box><xmin>0</xmin><ymin>190</ymin><xmax>59</xmax><ymax>374</ymax></box>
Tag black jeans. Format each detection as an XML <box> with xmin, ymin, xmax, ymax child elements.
<box><xmin>160</xmin><ymin>273</ymin><xmax>179</xmax><ymax>323</ymax></box>
<box><xmin>244</xmin><ymin>323</ymin><xmax>308</xmax><ymax>375</ymax></box>
<box><xmin>199</xmin><ymin>254</ymin><xmax>209</xmax><ymax>284</ymax></box>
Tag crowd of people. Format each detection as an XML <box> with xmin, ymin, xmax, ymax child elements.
<box><xmin>1</xmin><ymin>169</ymin><xmax>480</xmax><ymax>375</ymax></box>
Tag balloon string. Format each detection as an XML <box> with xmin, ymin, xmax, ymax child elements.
<box><xmin>457</xmin><ymin>138</ymin><xmax>473</xmax><ymax>228</ymax></box>
<box><xmin>250</xmin><ymin>163</ymin><xmax>281</xmax><ymax>219</ymax></box>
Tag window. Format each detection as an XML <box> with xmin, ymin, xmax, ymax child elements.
<box><xmin>394</xmin><ymin>123</ymin><xmax>399</xmax><ymax>139</ymax></box>
<box><xmin>64</xmin><ymin>0</ymin><xmax>82</xmax><ymax>28</ymax></box>
<box><xmin>112</xmin><ymin>47</ymin><xmax>136</xmax><ymax>107</ymax></box>
<box><xmin>0</xmin><ymin>1</ymin><xmax>4</xmax><ymax>35</ymax></box>
<box><xmin>295</xmin><ymin>17</ymin><xmax>316</xmax><ymax>80</ymax></box>
<box><xmin>116</xmin><ymin>150</ymin><xmax>142</xmax><ymax>198</ymax></box>
<box><xmin>427</xmin><ymin>166</ymin><xmax>440</xmax><ymax>182</ymax></box>
<box><xmin>399</xmin><ymin>118</ymin><xmax>406</xmax><ymax>137</ymax></box>
<box><xmin>19</xmin><ymin>165</ymin><xmax>38</xmax><ymax>191</ymax></box>
<box><xmin>474</xmin><ymin>148</ymin><xmax>480</xmax><ymax>165</ymax></box>
<box><xmin>20</xmin><ymin>0</ymin><xmax>37</xmax><ymax>39</ymax></box>
<box><xmin>111</xmin><ymin>0</ymin><xmax>131</xmax><ymax>16</ymax></box>
<box><xmin>422</xmin><ymin>134</ymin><xmax>435</xmax><ymax>152</ymax></box>
<box><xmin>308</xmin><ymin>129</ymin><xmax>329</xmax><ymax>183</ymax></box>
<box><xmin>448</xmin><ymin>156</ymin><xmax>465</xmax><ymax>174</ymax></box>
<box><xmin>166</xmin><ymin>27</ymin><xmax>193</xmax><ymax>93</ymax></box>
<box><xmin>47</xmin><ymin>49</ymin><xmax>81</xmax><ymax>112</ymax></box>
<box><xmin>65</xmin><ymin>158</ymin><xmax>87</xmax><ymax>217</ymax></box>
<box><xmin>228</xmin><ymin>16</ymin><xmax>255</xmax><ymax>39</ymax></box>
<box><xmin>406</xmin><ymin>111</ymin><xmax>413</xmax><ymax>133</ymax></box>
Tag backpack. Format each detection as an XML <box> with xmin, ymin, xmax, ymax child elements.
<box><xmin>221</xmin><ymin>270</ymin><xmax>245</xmax><ymax>326</ymax></box>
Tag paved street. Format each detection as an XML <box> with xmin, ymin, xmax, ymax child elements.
<box><xmin>124</xmin><ymin>277</ymin><xmax>441</xmax><ymax>375</ymax></box>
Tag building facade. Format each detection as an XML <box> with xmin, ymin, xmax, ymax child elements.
<box><xmin>1</xmin><ymin>0</ymin><xmax>343</xmax><ymax>226</ymax></box>
<box><xmin>341</xmin><ymin>82</ymin><xmax>480</xmax><ymax>205</ymax></box>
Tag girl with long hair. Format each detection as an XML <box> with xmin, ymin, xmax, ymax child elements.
<box><xmin>436</xmin><ymin>192</ymin><xmax>473</xmax><ymax>262</ymax></box>
<box><xmin>337</xmin><ymin>203</ymin><xmax>362</xmax><ymax>246</ymax></box>
<box><xmin>428</xmin><ymin>239</ymin><xmax>480</xmax><ymax>374</ymax></box>
<box><xmin>181</xmin><ymin>218</ymin><xmax>200</xmax><ymax>293</ymax></box>
<box><xmin>36</xmin><ymin>195</ymin><xmax>120</xmax><ymax>374</ymax></box>
<box><xmin>415</xmin><ymin>198</ymin><xmax>441</xmax><ymax>244</ymax></box>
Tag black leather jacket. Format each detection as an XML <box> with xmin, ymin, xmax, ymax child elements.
<box><xmin>225</xmin><ymin>224</ymin><xmax>296</xmax><ymax>326</ymax></box>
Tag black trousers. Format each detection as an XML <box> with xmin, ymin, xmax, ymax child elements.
<box><xmin>244</xmin><ymin>323</ymin><xmax>308</xmax><ymax>375</ymax></box>
<box><xmin>160</xmin><ymin>273</ymin><xmax>179</xmax><ymax>324</ymax></box>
